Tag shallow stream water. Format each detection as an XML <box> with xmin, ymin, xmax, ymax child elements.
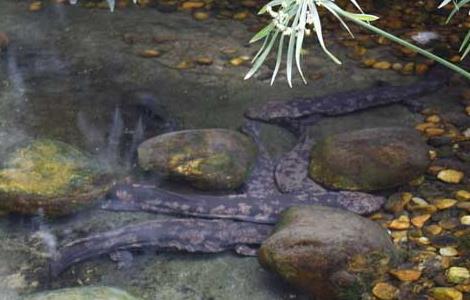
<box><xmin>0</xmin><ymin>1</ymin><xmax>467</xmax><ymax>299</ymax></box>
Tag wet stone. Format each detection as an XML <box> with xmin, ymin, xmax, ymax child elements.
<box><xmin>439</xmin><ymin>247</ymin><xmax>459</xmax><ymax>257</ymax></box>
<box><xmin>138</xmin><ymin>129</ymin><xmax>257</xmax><ymax>190</ymax></box>
<box><xmin>372</xmin><ymin>282</ymin><xmax>399</xmax><ymax>300</ymax></box>
<box><xmin>437</xmin><ymin>169</ymin><xmax>464</xmax><ymax>184</ymax></box>
<box><xmin>389</xmin><ymin>269</ymin><xmax>422</xmax><ymax>282</ymax></box>
<box><xmin>258</xmin><ymin>206</ymin><xmax>396</xmax><ymax>299</ymax></box>
<box><xmin>446</xmin><ymin>267</ymin><xmax>470</xmax><ymax>284</ymax></box>
<box><xmin>23</xmin><ymin>286</ymin><xmax>141</xmax><ymax>300</ymax></box>
<box><xmin>384</xmin><ymin>192</ymin><xmax>412</xmax><ymax>213</ymax></box>
<box><xmin>429</xmin><ymin>287</ymin><xmax>463</xmax><ymax>300</ymax></box>
<box><xmin>309</xmin><ymin>127</ymin><xmax>429</xmax><ymax>191</ymax></box>
<box><xmin>0</xmin><ymin>139</ymin><xmax>112</xmax><ymax>216</ymax></box>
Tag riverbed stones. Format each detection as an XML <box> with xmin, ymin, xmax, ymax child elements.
<box><xmin>0</xmin><ymin>139</ymin><xmax>112</xmax><ymax>216</ymax></box>
<box><xmin>138</xmin><ymin>129</ymin><xmax>257</xmax><ymax>190</ymax></box>
<box><xmin>24</xmin><ymin>286</ymin><xmax>141</xmax><ymax>300</ymax></box>
<box><xmin>258</xmin><ymin>205</ymin><xmax>397</xmax><ymax>299</ymax></box>
<box><xmin>309</xmin><ymin>127</ymin><xmax>429</xmax><ymax>191</ymax></box>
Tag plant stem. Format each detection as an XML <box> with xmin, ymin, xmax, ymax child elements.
<box><xmin>336</xmin><ymin>9</ymin><xmax>470</xmax><ymax>80</ymax></box>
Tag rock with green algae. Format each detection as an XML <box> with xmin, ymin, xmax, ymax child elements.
<box><xmin>138</xmin><ymin>129</ymin><xmax>257</xmax><ymax>190</ymax></box>
<box><xmin>258</xmin><ymin>205</ymin><xmax>398</xmax><ymax>300</ymax></box>
<box><xmin>0</xmin><ymin>139</ymin><xmax>112</xmax><ymax>216</ymax></box>
<box><xmin>309</xmin><ymin>127</ymin><xmax>429</xmax><ymax>191</ymax></box>
<box><xmin>23</xmin><ymin>286</ymin><xmax>141</xmax><ymax>300</ymax></box>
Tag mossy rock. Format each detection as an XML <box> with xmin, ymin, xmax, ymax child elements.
<box><xmin>258</xmin><ymin>206</ymin><xmax>397</xmax><ymax>300</ymax></box>
<box><xmin>309</xmin><ymin>127</ymin><xmax>429</xmax><ymax>191</ymax></box>
<box><xmin>138</xmin><ymin>129</ymin><xmax>257</xmax><ymax>190</ymax></box>
<box><xmin>0</xmin><ymin>139</ymin><xmax>112</xmax><ymax>216</ymax></box>
<box><xmin>23</xmin><ymin>286</ymin><xmax>141</xmax><ymax>300</ymax></box>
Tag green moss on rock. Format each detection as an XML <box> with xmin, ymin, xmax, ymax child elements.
<box><xmin>0</xmin><ymin>139</ymin><xmax>112</xmax><ymax>216</ymax></box>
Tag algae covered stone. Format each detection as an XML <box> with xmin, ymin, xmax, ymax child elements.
<box><xmin>24</xmin><ymin>286</ymin><xmax>141</xmax><ymax>300</ymax></box>
<box><xmin>138</xmin><ymin>129</ymin><xmax>257</xmax><ymax>190</ymax></box>
<box><xmin>0</xmin><ymin>139</ymin><xmax>112</xmax><ymax>216</ymax></box>
<box><xmin>258</xmin><ymin>205</ymin><xmax>397</xmax><ymax>300</ymax></box>
<box><xmin>309</xmin><ymin>127</ymin><xmax>429</xmax><ymax>191</ymax></box>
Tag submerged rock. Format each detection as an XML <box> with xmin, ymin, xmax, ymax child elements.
<box><xmin>138</xmin><ymin>129</ymin><xmax>257</xmax><ymax>190</ymax></box>
<box><xmin>309</xmin><ymin>127</ymin><xmax>429</xmax><ymax>191</ymax></box>
<box><xmin>258</xmin><ymin>205</ymin><xmax>397</xmax><ymax>300</ymax></box>
<box><xmin>0</xmin><ymin>139</ymin><xmax>112</xmax><ymax>216</ymax></box>
<box><xmin>24</xmin><ymin>286</ymin><xmax>140</xmax><ymax>300</ymax></box>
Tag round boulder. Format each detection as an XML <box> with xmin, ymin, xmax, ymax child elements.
<box><xmin>24</xmin><ymin>286</ymin><xmax>140</xmax><ymax>300</ymax></box>
<box><xmin>258</xmin><ymin>205</ymin><xmax>397</xmax><ymax>300</ymax></box>
<box><xmin>309</xmin><ymin>127</ymin><xmax>429</xmax><ymax>191</ymax></box>
<box><xmin>0</xmin><ymin>139</ymin><xmax>112</xmax><ymax>216</ymax></box>
<box><xmin>138</xmin><ymin>129</ymin><xmax>257</xmax><ymax>190</ymax></box>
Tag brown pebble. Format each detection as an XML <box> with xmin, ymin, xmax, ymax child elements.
<box><xmin>139</xmin><ymin>49</ymin><xmax>161</xmax><ymax>58</ymax></box>
<box><xmin>373</xmin><ymin>61</ymin><xmax>392</xmax><ymax>70</ymax></box>
<box><xmin>424</xmin><ymin>224</ymin><xmax>443</xmax><ymax>236</ymax></box>
<box><xmin>192</xmin><ymin>11</ymin><xmax>209</xmax><ymax>21</ymax></box>
<box><xmin>402</xmin><ymin>62</ymin><xmax>415</xmax><ymax>74</ymax></box>
<box><xmin>233</xmin><ymin>11</ymin><xmax>249</xmax><ymax>21</ymax></box>
<box><xmin>437</xmin><ymin>169</ymin><xmax>464</xmax><ymax>184</ymax></box>
<box><xmin>415</xmin><ymin>63</ymin><xmax>429</xmax><ymax>75</ymax></box>
<box><xmin>426</xmin><ymin>114</ymin><xmax>441</xmax><ymax>123</ymax></box>
<box><xmin>181</xmin><ymin>1</ymin><xmax>205</xmax><ymax>10</ymax></box>
<box><xmin>388</xmin><ymin>215</ymin><xmax>410</xmax><ymax>230</ymax></box>
<box><xmin>29</xmin><ymin>1</ymin><xmax>42</xmax><ymax>11</ymax></box>
<box><xmin>455</xmin><ymin>190</ymin><xmax>470</xmax><ymax>201</ymax></box>
<box><xmin>389</xmin><ymin>269</ymin><xmax>422</xmax><ymax>282</ymax></box>
<box><xmin>372</xmin><ymin>282</ymin><xmax>399</xmax><ymax>300</ymax></box>
<box><xmin>176</xmin><ymin>59</ymin><xmax>193</xmax><ymax>69</ymax></box>
<box><xmin>415</xmin><ymin>122</ymin><xmax>437</xmax><ymax>132</ymax></box>
<box><xmin>194</xmin><ymin>56</ymin><xmax>213</xmax><ymax>65</ymax></box>
<box><xmin>411</xmin><ymin>214</ymin><xmax>431</xmax><ymax>228</ymax></box>
<box><xmin>424</xmin><ymin>127</ymin><xmax>445</xmax><ymax>137</ymax></box>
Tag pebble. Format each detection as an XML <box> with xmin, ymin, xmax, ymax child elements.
<box><xmin>437</xmin><ymin>169</ymin><xmax>464</xmax><ymax>184</ymax></box>
<box><xmin>181</xmin><ymin>1</ymin><xmax>205</xmax><ymax>10</ymax></box>
<box><xmin>402</xmin><ymin>62</ymin><xmax>415</xmax><ymax>74</ymax></box>
<box><xmin>455</xmin><ymin>283</ymin><xmax>470</xmax><ymax>293</ymax></box>
<box><xmin>460</xmin><ymin>215</ymin><xmax>470</xmax><ymax>225</ymax></box>
<box><xmin>373</xmin><ymin>61</ymin><xmax>392</xmax><ymax>70</ymax></box>
<box><xmin>389</xmin><ymin>269</ymin><xmax>422</xmax><ymax>281</ymax></box>
<box><xmin>433</xmin><ymin>198</ymin><xmax>458</xmax><ymax>210</ymax></box>
<box><xmin>411</xmin><ymin>214</ymin><xmax>431</xmax><ymax>228</ymax></box>
<box><xmin>429</xmin><ymin>150</ymin><xmax>438</xmax><ymax>160</ymax></box>
<box><xmin>233</xmin><ymin>11</ymin><xmax>249</xmax><ymax>21</ymax></box>
<box><xmin>139</xmin><ymin>49</ymin><xmax>161</xmax><ymax>58</ymax></box>
<box><xmin>415</xmin><ymin>63</ymin><xmax>429</xmax><ymax>75</ymax></box>
<box><xmin>446</xmin><ymin>267</ymin><xmax>470</xmax><ymax>284</ymax></box>
<box><xmin>439</xmin><ymin>218</ymin><xmax>460</xmax><ymax>230</ymax></box>
<box><xmin>392</xmin><ymin>63</ymin><xmax>403</xmax><ymax>71</ymax></box>
<box><xmin>372</xmin><ymin>282</ymin><xmax>399</xmax><ymax>300</ymax></box>
<box><xmin>192</xmin><ymin>11</ymin><xmax>209</xmax><ymax>21</ymax></box>
<box><xmin>439</xmin><ymin>247</ymin><xmax>458</xmax><ymax>257</ymax></box>
<box><xmin>385</xmin><ymin>192</ymin><xmax>412</xmax><ymax>213</ymax></box>
<box><xmin>425</xmin><ymin>127</ymin><xmax>446</xmax><ymax>137</ymax></box>
<box><xmin>176</xmin><ymin>60</ymin><xmax>193</xmax><ymax>69</ymax></box>
<box><xmin>465</xmin><ymin>106</ymin><xmax>470</xmax><ymax>116</ymax></box>
<box><xmin>415</xmin><ymin>122</ymin><xmax>437</xmax><ymax>131</ymax></box>
<box><xmin>457</xmin><ymin>201</ymin><xmax>470</xmax><ymax>212</ymax></box>
<box><xmin>429</xmin><ymin>287</ymin><xmax>463</xmax><ymax>300</ymax></box>
<box><xmin>229</xmin><ymin>57</ymin><xmax>247</xmax><ymax>66</ymax></box>
<box><xmin>388</xmin><ymin>215</ymin><xmax>411</xmax><ymax>230</ymax></box>
<box><xmin>424</xmin><ymin>224</ymin><xmax>443</xmax><ymax>236</ymax></box>
<box><xmin>29</xmin><ymin>1</ymin><xmax>42</xmax><ymax>11</ymax></box>
<box><xmin>194</xmin><ymin>56</ymin><xmax>213</xmax><ymax>65</ymax></box>
<box><xmin>455</xmin><ymin>190</ymin><xmax>470</xmax><ymax>201</ymax></box>
<box><xmin>426</xmin><ymin>114</ymin><xmax>441</xmax><ymax>123</ymax></box>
